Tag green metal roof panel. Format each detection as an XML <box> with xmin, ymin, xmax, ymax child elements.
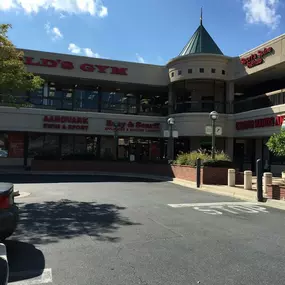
<box><xmin>179</xmin><ymin>24</ymin><xmax>223</xmax><ymax>56</ymax></box>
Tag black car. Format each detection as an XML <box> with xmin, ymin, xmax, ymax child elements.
<box><xmin>0</xmin><ymin>183</ymin><xmax>19</xmax><ymax>241</ymax></box>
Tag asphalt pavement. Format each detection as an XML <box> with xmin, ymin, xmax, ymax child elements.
<box><xmin>3</xmin><ymin>174</ymin><xmax>285</xmax><ymax>285</ymax></box>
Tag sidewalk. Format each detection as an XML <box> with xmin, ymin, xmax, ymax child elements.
<box><xmin>1</xmin><ymin>169</ymin><xmax>285</xmax><ymax>211</ymax></box>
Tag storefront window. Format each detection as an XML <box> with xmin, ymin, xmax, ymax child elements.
<box><xmin>29</xmin><ymin>133</ymin><xmax>44</xmax><ymax>157</ymax></box>
<box><xmin>101</xmin><ymin>92</ymin><xmax>127</xmax><ymax>113</ymax></box>
<box><xmin>86</xmin><ymin>136</ymin><xmax>97</xmax><ymax>154</ymax></box>
<box><xmin>0</xmin><ymin>133</ymin><xmax>9</xmax><ymax>158</ymax></box>
<box><xmin>43</xmin><ymin>134</ymin><xmax>59</xmax><ymax>156</ymax></box>
<box><xmin>74</xmin><ymin>90</ymin><xmax>99</xmax><ymax>111</ymax></box>
<box><xmin>29</xmin><ymin>87</ymin><xmax>44</xmax><ymax>106</ymax></box>
<box><xmin>101</xmin><ymin>136</ymin><xmax>115</xmax><ymax>159</ymax></box>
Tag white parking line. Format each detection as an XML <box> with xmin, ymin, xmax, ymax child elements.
<box><xmin>9</xmin><ymin>268</ymin><xmax>52</xmax><ymax>285</ymax></box>
<box><xmin>168</xmin><ymin>202</ymin><xmax>256</xmax><ymax>208</ymax></box>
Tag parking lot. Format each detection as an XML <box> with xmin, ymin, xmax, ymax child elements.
<box><xmin>3</xmin><ymin>174</ymin><xmax>285</xmax><ymax>285</ymax></box>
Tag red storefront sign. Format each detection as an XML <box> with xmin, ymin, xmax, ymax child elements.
<box><xmin>43</xmin><ymin>115</ymin><xmax>89</xmax><ymax>131</ymax></box>
<box><xmin>240</xmin><ymin>47</ymin><xmax>273</xmax><ymax>68</ymax></box>
<box><xmin>23</xmin><ymin>56</ymin><xmax>128</xmax><ymax>76</ymax></box>
<box><xmin>105</xmin><ymin>120</ymin><xmax>160</xmax><ymax>132</ymax></box>
<box><xmin>8</xmin><ymin>133</ymin><xmax>24</xmax><ymax>158</ymax></box>
<box><xmin>236</xmin><ymin>115</ymin><xmax>284</xmax><ymax>130</ymax></box>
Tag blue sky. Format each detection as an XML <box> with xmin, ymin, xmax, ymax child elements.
<box><xmin>0</xmin><ymin>0</ymin><xmax>284</xmax><ymax>65</ymax></box>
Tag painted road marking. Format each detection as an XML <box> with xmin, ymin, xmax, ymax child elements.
<box><xmin>168</xmin><ymin>202</ymin><xmax>269</xmax><ymax>215</ymax></box>
<box><xmin>168</xmin><ymin>202</ymin><xmax>257</xmax><ymax>208</ymax></box>
<box><xmin>9</xmin><ymin>268</ymin><xmax>52</xmax><ymax>285</ymax></box>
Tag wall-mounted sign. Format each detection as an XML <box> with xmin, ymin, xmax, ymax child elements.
<box><xmin>105</xmin><ymin>120</ymin><xmax>160</xmax><ymax>132</ymax></box>
<box><xmin>23</xmin><ymin>56</ymin><xmax>128</xmax><ymax>76</ymax></box>
<box><xmin>8</xmin><ymin>133</ymin><xmax>24</xmax><ymax>158</ymax></box>
<box><xmin>43</xmin><ymin>115</ymin><xmax>89</xmax><ymax>131</ymax></box>
<box><xmin>240</xmin><ymin>47</ymin><xmax>273</xmax><ymax>68</ymax></box>
<box><xmin>236</xmin><ymin>115</ymin><xmax>284</xmax><ymax>130</ymax></box>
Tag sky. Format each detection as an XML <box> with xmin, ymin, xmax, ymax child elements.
<box><xmin>0</xmin><ymin>0</ymin><xmax>284</xmax><ymax>65</ymax></box>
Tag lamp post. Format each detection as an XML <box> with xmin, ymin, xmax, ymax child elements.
<box><xmin>209</xmin><ymin>111</ymin><xmax>219</xmax><ymax>160</ymax></box>
<box><xmin>113</xmin><ymin>122</ymin><xmax>119</xmax><ymax>160</ymax></box>
<box><xmin>167</xmin><ymin>117</ymin><xmax>175</xmax><ymax>161</ymax></box>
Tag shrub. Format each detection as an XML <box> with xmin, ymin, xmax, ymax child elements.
<box><xmin>174</xmin><ymin>150</ymin><xmax>231</xmax><ymax>168</ymax></box>
<box><xmin>203</xmin><ymin>160</ymin><xmax>233</xmax><ymax>168</ymax></box>
<box><xmin>174</xmin><ymin>149</ymin><xmax>210</xmax><ymax>167</ymax></box>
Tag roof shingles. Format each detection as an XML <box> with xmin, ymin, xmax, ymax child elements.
<box><xmin>179</xmin><ymin>24</ymin><xmax>223</xmax><ymax>56</ymax></box>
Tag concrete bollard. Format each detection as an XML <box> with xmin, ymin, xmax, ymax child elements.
<box><xmin>263</xmin><ymin>172</ymin><xmax>272</xmax><ymax>193</ymax></box>
<box><xmin>244</xmin><ymin>170</ymin><xmax>252</xmax><ymax>190</ymax></box>
<box><xmin>228</xmin><ymin>169</ymin><xmax>236</xmax><ymax>187</ymax></box>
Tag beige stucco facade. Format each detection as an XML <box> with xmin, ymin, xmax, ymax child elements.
<box><xmin>1</xmin><ymin>31</ymin><xmax>285</xmax><ymax>172</ymax></box>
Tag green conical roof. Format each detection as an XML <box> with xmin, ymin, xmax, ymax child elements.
<box><xmin>179</xmin><ymin>20</ymin><xmax>223</xmax><ymax>56</ymax></box>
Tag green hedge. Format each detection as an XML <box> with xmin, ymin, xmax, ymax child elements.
<box><xmin>174</xmin><ymin>150</ymin><xmax>232</xmax><ymax>168</ymax></box>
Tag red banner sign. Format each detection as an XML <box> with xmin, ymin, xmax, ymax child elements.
<box><xmin>23</xmin><ymin>56</ymin><xmax>128</xmax><ymax>76</ymax></box>
<box><xmin>236</xmin><ymin>115</ymin><xmax>284</xmax><ymax>130</ymax></box>
<box><xmin>43</xmin><ymin>115</ymin><xmax>89</xmax><ymax>131</ymax></box>
<box><xmin>105</xmin><ymin>120</ymin><xmax>160</xmax><ymax>132</ymax></box>
<box><xmin>240</xmin><ymin>47</ymin><xmax>273</xmax><ymax>68</ymax></box>
<box><xmin>8</xmin><ymin>133</ymin><xmax>24</xmax><ymax>158</ymax></box>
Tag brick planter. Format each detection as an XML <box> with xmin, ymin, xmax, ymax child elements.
<box><xmin>31</xmin><ymin>160</ymin><xmax>236</xmax><ymax>185</ymax></box>
<box><xmin>267</xmin><ymin>184</ymin><xmax>285</xmax><ymax>200</ymax></box>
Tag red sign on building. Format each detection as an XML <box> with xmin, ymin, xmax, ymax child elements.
<box><xmin>43</xmin><ymin>115</ymin><xmax>89</xmax><ymax>131</ymax></box>
<box><xmin>240</xmin><ymin>47</ymin><xmax>273</xmax><ymax>68</ymax></box>
<box><xmin>23</xmin><ymin>56</ymin><xmax>128</xmax><ymax>76</ymax></box>
<box><xmin>105</xmin><ymin>120</ymin><xmax>160</xmax><ymax>132</ymax></box>
<box><xmin>236</xmin><ymin>115</ymin><xmax>284</xmax><ymax>130</ymax></box>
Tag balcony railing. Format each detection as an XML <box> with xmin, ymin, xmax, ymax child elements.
<box><xmin>175</xmin><ymin>101</ymin><xmax>228</xmax><ymax>114</ymax></box>
<box><xmin>0</xmin><ymin>94</ymin><xmax>169</xmax><ymax>116</ymax></box>
<box><xmin>234</xmin><ymin>90</ymin><xmax>285</xmax><ymax>113</ymax></box>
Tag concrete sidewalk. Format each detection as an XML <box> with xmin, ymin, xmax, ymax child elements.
<box><xmin>1</xmin><ymin>169</ymin><xmax>285</xmax><ymax>211</ymax></box>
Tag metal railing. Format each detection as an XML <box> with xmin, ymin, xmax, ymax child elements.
<box><xmin>234</xmin><ymin>90</ymin><xmax>285</xmax><ymax>113</ymax></box>
<box><xmin>0</xmin><ymin>94</ymin><xmax>168</xmax><ymax>116</ymax></box>
<box><xmin>174</xmin><ymin>101</ymin><xmax>228</xmax><ymax>114</ymax></box>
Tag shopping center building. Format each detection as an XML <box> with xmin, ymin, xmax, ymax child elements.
<box><xmin>1</xmin><ymin>18</ymin><xmax>285</xmax><ymax>174</ymax></box>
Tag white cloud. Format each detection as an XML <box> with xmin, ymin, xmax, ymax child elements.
<box><xmin>83</xmin><ymin>48</ymin><xmax>100</xmax><ymax>58</ymax></box>
<box><xmin>59</xmin><ymin>12</ymin><xmax>66</xmax><ymax>19</ymax></box>
<box><xmin>136</xmin><ymin>53</ymin><xmax>145</xmax><ymax>63</ymax></box>
<box><xmin>68</xmin><ymin>43</ymin><xmax>100</xmax><ymax>58</ymax></box>
<box><xmin>243</xmin><ymin>0</ymin><xmax>281</xmax><ymax>29</ymax></box>
<box><xmin>68</xmin><ymin>43</ymin><xmax>81</xmax><ymax>54</ymax></box>
<box><xmin>45</xmin><ymin>22</ymin><xmax>63</xmax><ymax>40</ymax></box>
<box><xmin>0</xmin><ymin>0</ymin><xmax>108</xmax><ymax>17</ymax></box>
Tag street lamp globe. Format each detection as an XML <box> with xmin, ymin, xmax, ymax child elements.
<box><xmin>167</xmin><ymin>117</ymin><xmax>175</xmax><ymax>125</ymax></box>
<box><xmin>209</xmin><ymin>111</ymin><xmax>219</xmax><ymax>121</ymax></box>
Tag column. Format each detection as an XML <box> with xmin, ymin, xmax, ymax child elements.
<box><xmin>23</xmin><ymin>132</ymin><xmax>29</xmax><ymax>168</ymax></box>
<box><xmin>168</xmin><ymin>84</ymin><xmax>174</xmax><ymax>115</ymax></box>
<box><xmin>225</xmin><ymin>137</ymin><xmax>234</xmax><ymax>160</ymax></box>
<box><xmin>43</xmin><ymin>82</ymin><xmax>49</xmax><ymax>106</ymax></box>
<box><xmin>226</xmin><ymin>81</ymin><xmax>234</xmax><ymax>113</ymax></box>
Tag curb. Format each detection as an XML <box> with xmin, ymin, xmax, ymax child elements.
<box><xmin>0</xmin><ymin>243</ymin><xmax>8</xmax><ymax>285</ymax></box>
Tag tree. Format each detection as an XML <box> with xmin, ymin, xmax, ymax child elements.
<box><xmin>0</xmin><ymin>24</ymin><xmax>44</xmax><ymax>103</ymax></box>
<box><xmin>266</xmin><ymin>130</ymin><xmax>285</xmax><ymax>156</ymax></box>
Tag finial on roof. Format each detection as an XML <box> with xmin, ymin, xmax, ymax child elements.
<box><xmin>200</xmin><ymin>7</ymin><xmax>203</xmax><ymax>25</ymax></box>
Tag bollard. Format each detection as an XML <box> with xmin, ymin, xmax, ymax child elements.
<box><xmin>256</xmin><ymin>159</ymin><xmax>263</xmax><ymax>202</ymax></box>
<box><xmin>196</xmin><ymin>158</ymin><xmax>201</xmax><ymax>188</ymax></box>
<box><xmin>228</xmin><ymin>169</ymin><xmax>236</xmax><ymax>187</ymax></box>
<box><xmin>263</xmin><ymin>172</ymin><xmax>272</xmax><ymax>194</ymax></box>
<box><xmin>244</xmin><ymin>170</ymin><xmax>252</xmax><ymax>190</ymax></box>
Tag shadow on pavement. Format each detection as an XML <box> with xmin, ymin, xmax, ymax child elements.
<box><xmin>11</xmin><ymin>199</ymin><xmax>140</xmax><ymax>245</ymax></box>
<box><xmin>5</xmin><ymin>241</ymin><xmax>45</xmax><ymax>283</ymax></box>
<box><xmin>0</xmin><ymin>174</ymin><xmax>170</xmax><ymax>184</ymax></box>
